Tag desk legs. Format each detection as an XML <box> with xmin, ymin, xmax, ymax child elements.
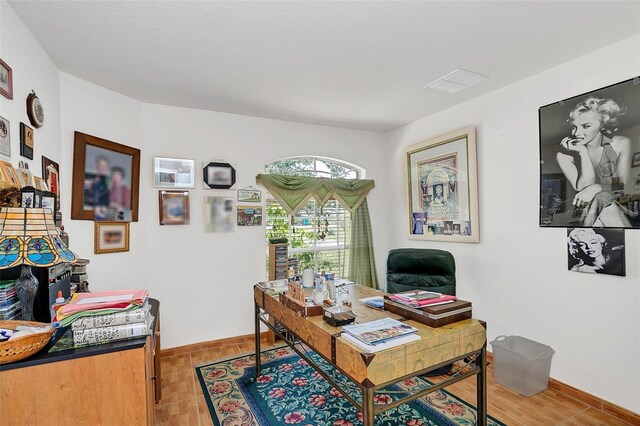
<box><xmin>254</xmin><ymin>302</ymin><xmax>262</xmax><ymax>376</ymax></box>
<box><xmin>477</xmin><ymin>346</ymin><xmax>487</xmax><ymax>426</ymax></box>
<box><xmin>362</xmin><ymin>386</ymin><xmax>375</xmax><ymax>426</ymax></box>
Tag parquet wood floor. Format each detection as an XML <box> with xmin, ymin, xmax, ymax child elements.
<box><xmin>156</xmin><ymin>340</ymin><xmax>636</xmax><ymax>426</ymax></box>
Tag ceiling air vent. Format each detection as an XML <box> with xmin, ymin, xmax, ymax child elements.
<box><xmin>424</xmin><ymin>69</ymin><xmax>488</xmax><ymax>94</ymax></box>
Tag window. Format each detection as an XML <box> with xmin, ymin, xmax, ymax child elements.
<box><xmin>265</xmin><ymin>157</ymin><xmax>363</xmax><ymax>278</ymax></box>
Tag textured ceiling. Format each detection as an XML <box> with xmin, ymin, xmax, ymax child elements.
<box><xmin>8</xmin><ymin>1</ymin><xmax>640</xmax><ymax>132</ymax></box>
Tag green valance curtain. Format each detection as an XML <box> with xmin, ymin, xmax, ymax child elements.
<box><xmin>255</xmin><ymin>174</ymin><xmax>375</xmax><ymax>215</ymax></box>
<box><xmin>256</xmin><ymin>174</ymin><xmax>378</xmax><ymax>289</ymax></box>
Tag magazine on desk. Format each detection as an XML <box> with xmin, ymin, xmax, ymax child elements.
<box><xmin>341</xmin><ymin>317</ymin><xmax>418</xmax><ymax>345</ymax></box>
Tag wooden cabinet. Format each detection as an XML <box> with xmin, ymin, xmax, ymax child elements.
<box><xmin>268</xmin><ymin>243</ymin><xmax>288</xmax><ymax>280</ymax></box>
<box><xmin>0</xmin><ymin>299</ymin><xmax>161</xmax><ymax>425</ymax></box>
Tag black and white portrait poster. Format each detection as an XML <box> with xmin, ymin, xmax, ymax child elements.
<box><xmin>540</xmin><ymin>77</ymin><xmax>640</xmax><ymax>229</ymax></box>
<box><xmin>567</xmin><ymin>228</ymin><xmax>625</xmax><ymax>277</ymax></box>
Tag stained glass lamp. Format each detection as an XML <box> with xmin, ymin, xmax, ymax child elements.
<box><xmin>0</xmin><ymin>207</ymin><xmax>79</xmax><ymax>320</ymax></box>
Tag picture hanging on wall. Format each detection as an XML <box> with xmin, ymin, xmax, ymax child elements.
<box><xmin>406</xmin><ymin>126</ymin><xmax>479</xmax><ymax>243</ymax></box>
<box><xmin>539</xmin><ymin>76</ymin><xmax>640</xmax><ymax>229</ymax></box>
<box><xmin>42</xmin><ymin>156</ymin><xmax>61</xmax><ymax>209</ymax></box>
<box><xmin>153</xmin><ymin>157</ymin><xmax>195</xmax><ymax>189</ymax></box>
<box><xmin>567</xmin><ymin>228</ymin><xmax>625</xmax><ymax>277</ymax></box>
<box><xmin>204</xmin><ymin>195</ymin><xmax>235</xmax><ymax>232</ymax></box>
<box><xmin>237</xmin><ymin>205</ymin><xmax>262</xmax><ymax>226</ymax></box>
<box><xmin>0</xmin><ymin>58</ymin><xmax>12</xmax><ymax>100</ymax></box>
<box><xmin>0</xmin><ymin>116</ymin><xmax>10</xmax><ymax>157</ymax></box>
<box><xmin>203</xmin><ymin>161</ymin><xmax>236</xmax><ymax>189</ymax></box>
<box><xmin>94</xmin><ymin>221</ymin><xmax>130</xmax><ymax>254</ymax></box>
<box><xmin>158</xmin><ymin>190</ymin><xmax>190</xmax><ymax>225</ymax></box>
<box><xmin>237</xmin><ymin>186</ymin><xmax>261</xmax><ymax>203</ymax></box>
<box><xmin>20</xmin><ymin>122</ymin><xmax>34</xmax><ymax>160</ymax></box>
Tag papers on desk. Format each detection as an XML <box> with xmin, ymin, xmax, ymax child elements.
<box><xmin>342</xmin><ymin>332</ymin><xmax>420</xmax><ymax>352</ymax></box>
<box><xmin>358</xmin><ymin>296</ymin><xmax>384</xmax><ymax>310</ymax></box>
<box><xmin>341</xmin><ymin>317</ymin><xmax>419</xmax><ymax>345</ymax></box>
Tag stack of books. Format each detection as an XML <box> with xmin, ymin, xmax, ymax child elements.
<box><xmin>386</xmin><ymin>290</ymin><xmax>457</xmax><ymax>308</ymax></box>
<box><xmin>71</xmin><ymin>258</ymin><xmax>90</xmax><ymax>293</ymax></box>
<box><xmin>384</xmin><ymin>291</ymin><xmax>472</xmax><ymax>328</ymax></box>
<box><xmin>54</xmin><ymin>289</ymin><xmax>152</xmax><ymax>346</ymax></box>
<box><xmin>0</xmin><ymin>280</ymin><xmax>21</xmax><ymax>320</ymax></box>
<box><xmin>341</xmin><ymin>317</ymin><xmax>420</xmax><ymax>352</ymax></box>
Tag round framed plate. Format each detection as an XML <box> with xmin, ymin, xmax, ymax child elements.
<box><xmin>26</xmin><ymin>91</ymin><xmax>44</xmax><ymax>128</ymax></box>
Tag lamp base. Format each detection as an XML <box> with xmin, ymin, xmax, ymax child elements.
<box><xmin>15</xmin><ymin>265</ymin><xmax>39</xmax><ymax>321</ymax></box>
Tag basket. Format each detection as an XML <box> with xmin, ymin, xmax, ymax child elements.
<box><xmin>0</xmin><ymin>320</ymin><xmax>54</xmax><ymax>365</ymax></box>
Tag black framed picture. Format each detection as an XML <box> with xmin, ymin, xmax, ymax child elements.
<box><xmin>20</xmin><ymin>122</ymin><xmax>34</xmax><ymax>160</ymax></box>
<box><xmin>539</xmin><ymin>76</ymin><xmax>640</xmax><ymax>229</ymax></box>
<box><xmin>567</xmin><ymin>228</ymin><xmax>625</xmax><ymax>277</ymax></box>
<box><xmin>203</xmin><ymin>162</ymin><xmax>236</xmax><ymax>189</ymax></box>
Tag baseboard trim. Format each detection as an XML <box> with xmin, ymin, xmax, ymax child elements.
<box><xmin>487</xmin><ymin>352</ymin><xmax>639</xmax><ymax>424</ymax></box>
<box><xmin>160</xmin><ymin>332</ymin><xmax>270</xmax><ymax>357</ymax></box>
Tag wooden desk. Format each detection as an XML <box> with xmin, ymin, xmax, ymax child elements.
<box><xmin>254</xmin><ymin>285</ymin><xmax>487</xmax><ymax>426</ymax></box>
<box><xmin>0</xmin><ymin>298</ymin><xmax>161</xmax><ymax>426</ymax></box>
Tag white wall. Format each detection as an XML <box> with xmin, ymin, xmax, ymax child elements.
<box><xmin>386</xmin><ymin>35</ymin><xmax>640</xmax><ymax>412</ymax></box>
<box><xmin>0</xmin><ymin>1</ymin><xmax>60</xmax><ymax>176</ymax></box>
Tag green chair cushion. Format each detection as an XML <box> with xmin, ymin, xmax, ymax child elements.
<box><xmin>386</xmin><ymin>248</ymin><xmax>456</xmax><ymax>296</ymax></box>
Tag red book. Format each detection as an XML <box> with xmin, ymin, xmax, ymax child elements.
<box><xmin>387</xmin><ymin>294</ymin><xmax>457</xmax><ymax>308</ymax></box>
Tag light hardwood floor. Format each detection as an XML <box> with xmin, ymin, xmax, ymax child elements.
<box><xmin>156</xmin><ymin>340</ymin><xmax>637</xmax><ymax>426</ymax></box>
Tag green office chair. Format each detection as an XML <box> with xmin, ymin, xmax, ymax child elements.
<box><xmin>386</xmin><ymin>248</ymin><xmax>456</xmax><ymax>376</ymax></box>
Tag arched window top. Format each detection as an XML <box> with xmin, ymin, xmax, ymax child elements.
<box><xmin>265</xmin><ymin>156</ymin><xmax>364</xmax><ymax>179</ymax></box>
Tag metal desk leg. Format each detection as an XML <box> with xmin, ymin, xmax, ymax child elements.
<box><xmin>362</xmin><ymin>385</ymin><xmax>375</xmax><ymax>426</ymax></box>
<box><xmin>477</xmin><ymin>346</ymin><xmax>487</xmax><ymax>426</ymax></box>
<box><xmin>254</xmin><ymin>302</ymin><xmax>262</xmax><ymax>377</ymax></box>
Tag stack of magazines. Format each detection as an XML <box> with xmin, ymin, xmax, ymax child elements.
<box><xmin>341</xmin><ymin>317</ymin><xmax>420</xmax><ymax>352</ymax></box>
<box><xmin>386</xmin><ymin>290</ymin><xmax>457</xmax><ymax>308</ymax></box>
<box><xmin>0</xmin><ymin>280</ymin><xmax>21</xmax><ymax>320</ymax></box>
<box><xmin>54</xmin><ymin>289</ymin><xmax>152</xmax><ymax>346</ymax></box>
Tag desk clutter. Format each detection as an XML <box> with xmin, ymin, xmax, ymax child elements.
<box><xmin>53</xmin><ymin>288</ymin><xmax>152</xmax><ymax>346</ymax></box>
<box><xmin>384</xmin><ymin>290</ymin><xmax>472</xmax><ymax>328</ymax></box>
<box><xmin>0</xmin><ymin>279</ymin><xmax>21</xmax><ymax>320</ymax></box>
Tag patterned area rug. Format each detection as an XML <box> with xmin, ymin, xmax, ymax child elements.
<box><xmin>196</xmin><ymin>346</ymin><xmax>505</xmax><ymax>426</ymax></box>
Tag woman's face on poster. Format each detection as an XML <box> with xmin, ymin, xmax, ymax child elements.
<box><xmin>571</xmin><ymin>110</ymin><xmax>602</xmax><ymax>145</ymax></box>
<box><xmin>575</xmin><ymin>234</ymin><xmax>604</xmax><ymax>260</ymax></box>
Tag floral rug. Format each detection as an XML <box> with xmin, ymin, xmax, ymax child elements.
<box><xmin>196</xmin><ymin>346</ymin><xmax>505</xmax><ymax>426</ymax></box>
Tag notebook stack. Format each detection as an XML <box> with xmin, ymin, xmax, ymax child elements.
<box><xmin>54</xmin><ymin>289</ymin><xmax>152</xmax><ymax>346</ymax></box>
<box><xmin>70</xmin><ymin>258</ymin><xmax>91</xmax><ymax>293</ymax></box>
<box><xmin>384</xmin><ymin>290</ymin><xmax>472</xmax><ymax>328</ymax></box>
<box><xmin>0</xmin><ymin>280</ymin><xmax>21</xmax><ymax>320</ymax></box>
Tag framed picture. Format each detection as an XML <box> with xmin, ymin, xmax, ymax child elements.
<box><xmin>539</xmin><ymin>76</ymin><xmax>640</xmax><ymax>229</ymax></box>
<box><xmin>632</xmin><ymin>152</ymin><xmax>640</xmax><ymax>168</ymax></box>
<box><xmin>406</xmin><ymin>126</ymin><xmax>479</xmax><ymax>243</ymax></box>
<box><xmin>20</xmin><ymin>188</ymin><xmax>37</xmax><ymax>208</ymax></box>
<box><xmin>26</xmin><ymin>91</ymin><xmax>44</xmax><ymax>129</ymax></box>
<box><xmin>20</xmin><ymin>122</ymin><xmax>34</xmax><ymax>160</ymax></box>
<box><xmin>33</xmin><ymin>176</ymin><xmax>47</xmax><ymax>191</ymax></box>
<box><xmin>567</xmin><ymin>228</ymin><xmax>625</xmax><ymax>277</ymax></box>
<box><xmin>203</xmin><ymin>162</ymin><xmax>236</xmax><ymax>189</ymax></box>
<box><xmin>204</xmin><ymin>195</ymin><xmax>235</xmax><ymax>232</ymax></box>
<box><xmin>41</xmin><ymin>192</ymin><xmax>57</xmax><ymax>213</ymax></box>
<box><xmin>237</xmin><ymin>187</ymin><xmax>261</xmax><ymax>203</ymax></box>
<box><xmin>15</xmin><ymin>166</ymin><xmax>35</xmax><ymax>188</ymax></box>
<box><xmin>237</xmin><ymin>205</ymin><xmax>263</xmax><ymax>226</ymax></box>
<box><xmin>0</xmin><ymin>160</ymin><xmax>20</xmax><ymax>188</ymax></box>
<box><xmin>94</xmin><ymin>221</ymin><xmax>130</xmax><ymax>254</ymax></box>
<box><xmin>72</xmin><ymin>131</ymin><xmax>141</xmax><ymax>221</ymax></box>
<box><xmin>0</xmin><ymin>116</ymin><xmax>10</xmax><ymax>157</ymax></box>
<box><xmin>0</xmin><ymin>58</ymin><xmax>12</xmax><ymax>100</ymax></box>
<box><xmin>42</xmin><ymin>156</ymin><xmax>60</xmax><ymax>208</ymax></box>
<box><xmin>153</xmin><ymin>157</ymin><xmax>195</xmax><ymax>188</ymax></box>
<box><xmin>158</xmin><ymin>190</ymin><xmax>190</xmax><ymax>225</ymax></box>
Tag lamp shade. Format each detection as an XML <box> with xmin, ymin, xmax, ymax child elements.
<box><xmin>0</xmin><ymin>207</ymin><xmax>78</xmax><ymax>269</ymax></box>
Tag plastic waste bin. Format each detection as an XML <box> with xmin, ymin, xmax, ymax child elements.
<box><xmin>490</xmin><ymin>335</ymin><xmax>555</xmax><ymax>397</ymax></box>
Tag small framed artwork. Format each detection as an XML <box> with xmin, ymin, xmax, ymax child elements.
<box><xmin>237</xmin><ymin>205</ymin><xmax>263</xmax><ymax>226</ymax></box>
<box><xmin>41</xmin><ymin>192</ymin><xmax>57</xmax><ymax>213</ymax></box>
<box><xmin>632</xmin><ymin>152</ymin><xmax>640</xmax><ymax>168</ymax></box>
<box><xmin>72</xmin><ymin>131</ymin><xmax>140</xmax><ymax>221</ymax></box>
<box><xmin>26</xmin><ymin>91</ymin><xmax>44</xmax><ymax>129</ymax></box>
<box><xmin>204</xmin><ymin>195</ymin><xmax>235</xmax><ymax>232</ymax></box>
<box><xmin>203</xmin><ymin>162</ymin><xmax>236</xmax><ymax>189</ymax></box>
<box><xmin>20</xmin><ymin>123</ymin><xmax>34</xmax><ymax>160</ymax></box>
<box><xmin>0</xmin><ymin>160</ymin><xmax>20</xmax><ymax>188</ymax></box>
<box><xmin>33</xmin><ymin>176</ymin><xmax>47</xmax><ymax>191</ymax></box>
<box><xmin>20</xmin><ymin>188</ymin><xmax>37</xmax><ymax>208</ymax></box>
<box><xmin>153</xmin><ymin>157</ymin><xmax>195</xmax><ymax>188</ymax></box>
<box><xmin>406</xmin><ymin>126</ymin><xmax>479</xmax><ymax>243</ymax></box>
<box><xmin>0</xmin><ymin>116</ymin><xmax>10</xmax><ymax>157</ymax></box>
<box><xmin>0</xmin><ymin>58</ymin><xmax>12</xmax><ymax>100</ymax></box>
<box><xmin>94</xmin><ymin>221</ymin><xmax>130</xmax><ymax>254</ymax></box>
<box><xmin>567</xmin><ymin>228</ymin><xmax>625</xmax><ymax>276</ymax></box>
<box><xmin>237</xmin><ymin>186</ymin><xmax>261</xmax><ymax>203</ymax></box>
<box><xmin>158</xmin><ymin>190</ymin><xmax>190</xmax><ymax>225</ymax></box>
<box><xmin>42</xmin><ymin>156</ymin><xmax>60</xmax><ymax>206</ymax></box>
<box><xmin>15</xmin><ymin>166</ymin><xmax>35</xmax><ymax>188</ymax></box>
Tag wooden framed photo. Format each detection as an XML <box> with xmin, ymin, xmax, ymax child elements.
<box><xmin>94</xmin><ymin>221</ymin><xmax>130</xmax><ymax>254</ymax></box>
<box><xmin>406</xmin><ymin>126</ymin><xmax>479</xmax><ymax>243</ymax></box>
<box><xmin>203</xmin><ymin>162</ymin><xmax>236</xmax><ymax>189</ymax></box>
<box><xmin>20</xmin><ymin>122</ymin><xmax>34</xmax><ymax>160</ymax></box>
<box><xmin>158</xmin><ymin>190</ymin><xmax>190</xmax><ymax>225</ymax></box>
<box><xmin>0</xmin><ymin>116</ymin><xmax>10</xmax><ymax>157</ymax></box>
<box><xmin>0</xmin><ymin>58</ymin><xmax>12</xmax><ymax>100</ymax></box>
<box><xmin>42</xmin><ymin>156</ymin><xmax>60</xmax><ymax>208</ymax></box>
<box><xmin>539</xmin><ymin>76</ymin><xmax>640</xmax><ymax>229</ymax></box>
<box><xmin>153</xmin><ymin>156</ymin><xmax>195</xmax><ymax>188</ymax></box>
<box><xmin>0</xmin><ymin>160</ymin><xmax>20</xmax><ymax>188</ymax></box>
<box><xmin>72</xmin><ymin>131</ymin><xmax>140</xmax><ymax>221</ymax></box>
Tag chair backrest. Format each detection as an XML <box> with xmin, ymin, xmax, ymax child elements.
<box><xmin>386</xmin><ymin>248</ymin><xmax>456</xmax><ymax>296</ymax></box>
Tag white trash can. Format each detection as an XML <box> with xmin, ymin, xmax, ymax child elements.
<box><xmin>490</xmin><ymin>335</ymin><xmax>555</xmax><ymax>397</ymax></box>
